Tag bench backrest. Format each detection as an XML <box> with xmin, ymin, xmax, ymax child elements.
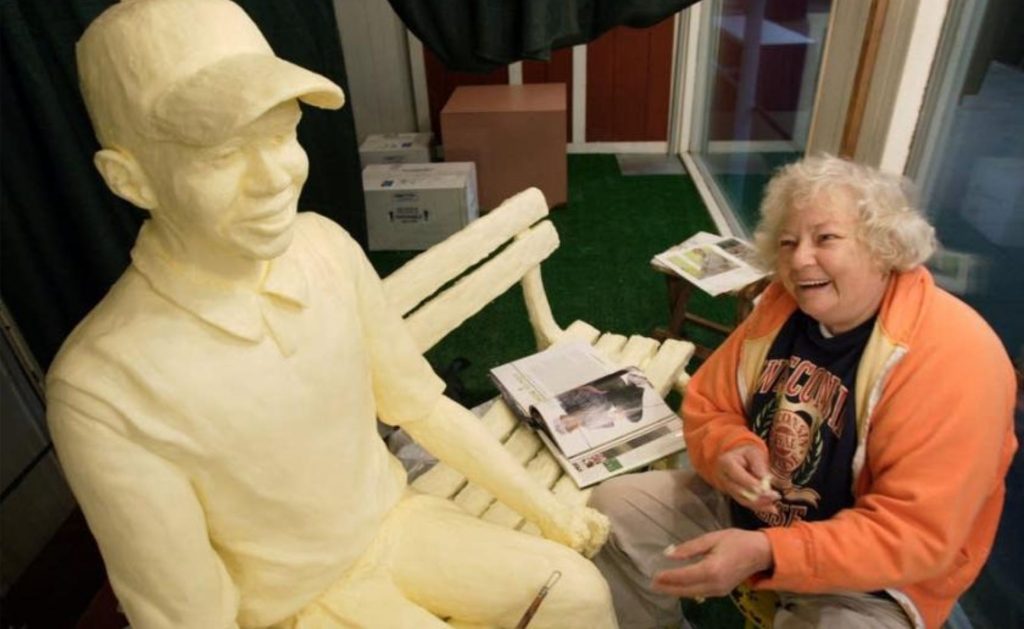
<box><xmin>382</xmin><ymin>187</ymin><xmax>560</xmax><ymax>352</ymax></box>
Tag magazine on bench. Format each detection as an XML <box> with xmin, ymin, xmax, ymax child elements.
<box><xmin>489</xmin><ymin>342</ymin><xmax>685</xmax><ymax>488</ymax></box>
<box><xmin>652</xmin><ymin>231</ymin><xmax>767</xmax><ymax>296</ymax></box>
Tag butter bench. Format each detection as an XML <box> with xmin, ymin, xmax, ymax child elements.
<box><xmin>382</xmin><ymin>187</ymin><xmax>696</xmax><ymax>531</ymax></box>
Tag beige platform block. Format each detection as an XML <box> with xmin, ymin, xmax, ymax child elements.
<box><xmin>442</xmin><ymin>84</ymin><xmax>567</xmax><ymax>212</ymax></box>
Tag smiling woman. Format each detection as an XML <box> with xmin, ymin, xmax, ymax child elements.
<box><xmin>773</xmin><ymin>198</ymin><xmax>888</xmax><ymax>335</ymax></box>
<box><xmin>588</xmin><ymin>154</ymin><xmax>1017</xmax><ymax>629</ymax></box>
<box><xmin>754</xmin><ymin>156</ymin><xmax>936</xmax><ymax>271</ymax></box>
<box><xmin>753</xmin><ymin>156</ymin><xmax>936</xmax><ymax>334</ymax></box>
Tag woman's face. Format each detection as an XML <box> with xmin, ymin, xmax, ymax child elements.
<box><xmin>775</xmin><ymin>189</ymin><xmax>889</xmax><ymax>334</ymax></box>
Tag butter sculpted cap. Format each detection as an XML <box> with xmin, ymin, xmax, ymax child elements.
<box><xmin>77</xmin><ymin>0</ymin><xmax>344</xmax><ymax>147</ymax></box>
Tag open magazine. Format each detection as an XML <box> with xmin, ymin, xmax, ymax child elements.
<box><xmin>652</xmin><ymin>231</ymin><xmax>768</xmax><ymax>296</ymax></box>
<box><xmin>489</xmin><ymin>342</ymin><xmax>685</xmax><ymax>487</ymax></box>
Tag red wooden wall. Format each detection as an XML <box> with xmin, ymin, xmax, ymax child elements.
<box><xmin>586</xmin><ymin>18</ymin><xmax>676</xmax><ymax>142</ymax></box>
<box><xmin>424</xmin><ymin>17</ymin><xmax>676</xmax><ymax>144</ymax></box>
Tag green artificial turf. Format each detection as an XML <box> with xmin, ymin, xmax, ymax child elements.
<box><xmin>369</xmin><ymin>154</ymin><xmax>737</xmax><ymax>407</ymax></box>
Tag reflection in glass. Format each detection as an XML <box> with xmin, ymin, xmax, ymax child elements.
<box><xmin>908</xmin><ymin>1</ymin><xmax>1023</xmax><ymax>626</ymax></box>
<box><xmin>694</xmin><ymin>0</ymin><xmax>832</xmax><ymax>232</ymax></box>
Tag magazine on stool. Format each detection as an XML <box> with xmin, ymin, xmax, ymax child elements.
<box><xmin>652</xmin><ymin>231</ymin><xmax>767</xmax><ymax>296</ymax></box>
<box><xmin>490</xmin><ymin>342</ymin><xmax>685</xmax><ymax>487</ymax></box>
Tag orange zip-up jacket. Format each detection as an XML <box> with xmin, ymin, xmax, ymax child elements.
<box><xmin>683</xmin><ymin>267</ymin><xmax>1017</xmax><ymax>629</ymax></box>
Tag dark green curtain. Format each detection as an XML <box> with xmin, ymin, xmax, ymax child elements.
<box><xmin>386</xmin><ymin>0</ymin><xmax>701</xmax><ymax>72</ymax></box>
<box><xmin>0</xmin><ymin>0</ymin><xmax>365</xmax><ymax>370</ymax></box>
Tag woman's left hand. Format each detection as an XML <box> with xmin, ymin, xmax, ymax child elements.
<box><xmin>653</xmin><ymin>528</ymin><xmax>773</xmax><ymax>598</ymax></box>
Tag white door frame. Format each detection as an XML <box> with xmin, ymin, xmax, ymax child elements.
<box><xmin>905</xmin><ymin>0</ymin><xmax>988</xmax><ymax>203</ymax></box>
<box><xmin>675</xmin><ymin>1</ymin><xmax>738</xmax><ymax>236</ymax></box>
<box><xmin>875</xmin><ymin>0</ymin><xmax>952</xmax><ymax>173</ymax></box>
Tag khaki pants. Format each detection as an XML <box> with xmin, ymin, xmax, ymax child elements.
<box><xmin>588</xmin><ymin>469</ymin><xmax>912</xmax><ymax>629</ymax></box>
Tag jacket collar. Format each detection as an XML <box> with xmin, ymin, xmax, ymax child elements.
<box><xmin>743</xmin><ymin>280</ymin><xmax>797</xmax><ymax>339</ymax></box>
<box><xmin>875</xmin><ymin>266</ymin><xmax>931</xmax><ymax>348</ymax></box>
<box><xmin>743</xmin><ymin>267</ymin><xmax>933</xmax><ymax>346</ymax></box>
<box><xmin>130</xmin><ymin>221</ymin><xmax>309</xmax><ymax>344</ymax></box>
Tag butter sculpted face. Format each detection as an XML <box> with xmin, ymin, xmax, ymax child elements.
<box><xmin>78</xmin><ymin>0</ymin><xmax>343</xmax><ymax>281</ymax></box>
<box><xmin>127</xmin><ymin>102</ymin><xmax>308</xmax><ymax>267</ymax></box>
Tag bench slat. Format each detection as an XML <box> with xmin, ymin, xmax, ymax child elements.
<box><xmin>383</xmin><ymin>187</ymin><xmax>549</xmax><ymax>316</ymax></box>
<box><xmin>593</xmin><ymin>333</ymin><xmax>628</xmax><ymax>362</ymax></box>
<box><xmin>521</xmin><ymin>266</ymin><xmax>561</xmax><ymax>348</ymax></box>
<box><xmin>479</xmin><ymin>501</ymin><xmax>524</xmax><ymax>528</ymax></box>
<box><xmin>619</xmin><ymin>335</ymin><xmax>660</xmax><ymax>370</ymax></box>
<box><xmin>392</xmin><ymin>186</ymin><xmax>698</xmax><ymax>544</ymax></box>
<box><xmin>404</xmin><ymin>221</ymin><xmax>559</xmax><ymax>352</ymax></box>
<box><xmin>644</xmin><ymin>339</ymin><xmax>696</xmax><ymax>396</ymax></box>
<box><xmin>558</xmin><ymin>320</ymin><xmax>601</xmax><ymax>345</ymax></box>
<box><xmin>479</xmin><ymin>400</ymin><xmax>520</xmax><ymax>441</ymax></box>
<box><xmin>411</xmin><ymin>463</ymin><xmax>467</xmax><ymax>499</ymax></box>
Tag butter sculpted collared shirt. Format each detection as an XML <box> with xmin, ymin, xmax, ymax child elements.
<box><xmin>46</xmin><ymin>212</ymin><xmax>445</xmax><ymax>628</ymax></box>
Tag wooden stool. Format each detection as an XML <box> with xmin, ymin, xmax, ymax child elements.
<box><xmin>652</xmin><ymin>270</ymin><xmax>770</xmax><ymax>360</ymax></box>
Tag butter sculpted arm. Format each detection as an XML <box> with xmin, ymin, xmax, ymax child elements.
<box><xmin>404</xmin><ymin>397</ymin><xmax>609</xmax><ymax>557</ymax></box>
<box><xmin>48</xmin><ymin>395</ymin><xmax>241</xmax><ymax>629</ymax></box>
<box><xmin>330</xmin><ymin>220</ymin><xmax>608</xmax><ymax>554</ymax></box>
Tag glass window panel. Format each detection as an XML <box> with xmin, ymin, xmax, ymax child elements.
<box><xmin>692</xmin><ymin>0</ymin><xmax>832</xmax><ymax>233</ymax></box>
<box><xmin>908</xmin><ymin>1</ymin><xmax>1023</xmax><ymax>626</ymax></box>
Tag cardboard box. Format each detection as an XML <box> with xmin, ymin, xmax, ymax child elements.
<box><xmin>441</xmin><ymin>84</ymin><xmax>566</xmax><ymax>212</ymax></box>
<box><xmin>359</xmin><ymin>132</ymin><xmax>432</xmax><ymax>165</ymax></box>
<box><xmin>363</xmin><ymin>163</ymin><xmax>478</xmax><ymax>251</ymax></box>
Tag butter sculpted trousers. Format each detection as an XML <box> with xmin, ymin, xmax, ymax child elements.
<box><xmin>289</xmin><ymin>492</ymin><xmax>616</xmax><ymax>628</ymax></box>
<box><xmin>588</xmin><ymin>468</ymin><xmax>912</xmax><ymax>629</ymax></box>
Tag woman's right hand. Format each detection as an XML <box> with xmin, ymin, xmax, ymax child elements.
<box><xmin>715</xmin><ymin>444</ymin><xmax>780</xmax><ymax>514</ymax></box>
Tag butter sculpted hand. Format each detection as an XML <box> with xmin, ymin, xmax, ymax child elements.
<box><xmin>540</xmin><ymin>504</ymin><xmax>611</xmax><ymax>558</ymax></box>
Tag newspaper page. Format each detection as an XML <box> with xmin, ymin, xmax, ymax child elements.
<box><xmin>489</xmin><ymin>342</ymin><xmax>614</xmax><ymax>418</ymax></box>
<box><xmin>530</xmin><ymin>368</ymin><xmax>672</xmax><ymax>458</ymax></box>
<box><xmin>490</xmin><ymin>348</ymin><xmax>686</xmax><ymax>488</ymax></box>
<box><xmin>538</xmin><ymin>418</ymin><xmax>684</xmax><ymax>488</ymax></box>
<box><xmin>653</xmin><ymin>231</ymin><xmax>767</xmax><ymax>296</ymax></box>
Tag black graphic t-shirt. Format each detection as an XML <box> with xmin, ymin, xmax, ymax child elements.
<box><xmin>731</xmin><ymin>310</ymin><xmax>876</xmax><ymax>530</ymax></box>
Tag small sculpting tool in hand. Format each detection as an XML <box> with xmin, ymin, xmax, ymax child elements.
<box><xmin>514</xmin><ymin>570</ymin><xmax>562</xmax><ymax>629</ymax></box>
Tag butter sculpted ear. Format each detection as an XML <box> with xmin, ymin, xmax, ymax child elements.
<box><xmin>94</xmin><ymin>149</ymin><xmax>157</xmax><ymax>210</ymax></box>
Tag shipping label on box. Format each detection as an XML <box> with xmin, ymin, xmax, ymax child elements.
<box><xmin>363</xmin><ymin>163</ymin><xmax>478</xmax><ymax>251</ymax></box>
<box><xmin>359</xmin><ymin>132</ymin><xmax>432</xmax><ymax>166</ymax></box>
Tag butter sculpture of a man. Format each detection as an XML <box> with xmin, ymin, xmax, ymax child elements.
<box><xmin>46</xmin><ymin>0</ymin><xmax>616</xmax><ymax>627</ymax></box>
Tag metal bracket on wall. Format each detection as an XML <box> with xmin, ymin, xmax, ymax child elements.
<box><xmin>0</xmin><ymin>301</ymin><xmax>45</xmax><ymax>405</ymax></box>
